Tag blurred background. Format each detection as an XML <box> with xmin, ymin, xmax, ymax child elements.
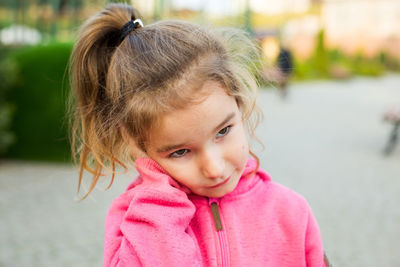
<box><xmin>0</xmin><ymin>0</ymin><xmax>399</xmax><ymax>266</ymax></box>
<box><xmin>1</xmin><ymin>0</ymin><xmax>400</xmax><ymax>161</ymax></box>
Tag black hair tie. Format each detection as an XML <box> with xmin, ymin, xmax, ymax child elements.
<box><xmin>120</xmin><ymin>16</ymin><xmax>144</xmax><ymax>42</ymax></box>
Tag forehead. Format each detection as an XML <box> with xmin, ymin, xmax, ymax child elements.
<box><xmin>148</xmin><ymin>82</ymin><xmax>239</xmax><ymax>149</ymax></box>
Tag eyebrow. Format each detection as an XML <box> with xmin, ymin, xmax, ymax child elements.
<box><xmin>156</xmin><ymin>112</ymin><xmax>236</xmax><ymax>153</ymax></box>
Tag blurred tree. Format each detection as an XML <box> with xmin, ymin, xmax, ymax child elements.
<box><xmin>153</xmin><ymin>0</ymin><xmax>162</xmax><ymax>21</ymax></box>
<box><xmin>14</xmin><ymin>0</ymin><xmax>26</xmax><ymax>26</ymax></box>
<box><xmin>58</xmin><ymin>0</ymin><xmax>69</xmax><ymax>16</ymax></box>
<box><xmin>36</xmin><ymin>0</ymin><xmax>49</xmax><ymax>35</ymax></box>
<box><xmin>244</xmin><ymin>0</ymin><xmax>253</xmax><ymax>35</ymax></box>
<box><xmin>312</xmin><ymin>29</ymin><xmax>328</xmax><ymax>76</ymax></box>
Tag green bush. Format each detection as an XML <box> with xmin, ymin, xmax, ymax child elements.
<box><xmin>379</xmin><ymin>51</ymin><xmax>400</xmax><ymax>71</ymax></box>
<box><xmin>0</xmin><ymin>47</ymin><xmax>17</xmax><ymax>155</ymax></box>
<box><xmin>293</xmin><ymin>30</ymin><xmax>330</xmax><ymax>81</ymax></box>
<box><xmin>5</xmin><ymin>42</ymin><xmax>73</xmax><ymax>162</ymax></box>
<box><xmin>350</xmin><ymin>52</ymin><xmax>384</xmax><ymax>76</ymax></box>
<box><xmin>291</xmin><ymin>29</ymin><xmax>392</xmax><ymax>81</ymax></box>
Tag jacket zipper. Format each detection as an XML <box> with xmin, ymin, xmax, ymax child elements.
<box><xmin>209</xmin><ymin>198</ymin><xmax>230</xmax><ymax>267</ymax></box>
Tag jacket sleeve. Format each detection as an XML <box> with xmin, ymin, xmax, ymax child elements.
<box><xmin>103</xmin><ymin>158</ymin><xmax>202</xmax><ymax>267</ymax></box>
<box><xmin>305</xmin><ymin>204</ymin><xmax>327</xmax><ymax>267</ymax></box>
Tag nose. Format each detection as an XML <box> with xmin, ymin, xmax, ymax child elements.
<box><xmin>199</xmin><ymin>146</ymin><xmax>225</xmax><ymax>179</ymax></box>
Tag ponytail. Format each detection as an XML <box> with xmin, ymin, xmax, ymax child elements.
<box><xmin>68</xmin><ymin>3</ymin><xmax>140</xmax><ymax>199</ymax></box>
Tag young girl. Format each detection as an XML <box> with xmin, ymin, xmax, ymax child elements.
<box><xmin>69</xmin><ymin>3</ymin><xmax>327</xmax><ymax>266</ymax></box>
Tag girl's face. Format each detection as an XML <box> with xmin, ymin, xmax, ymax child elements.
<box><xmin>146</xmin><ymin>81</ymin><xmax>249</xmax><ymax>198</ymax></box>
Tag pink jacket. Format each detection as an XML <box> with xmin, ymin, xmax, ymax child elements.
<box><xmin>104</xmin><ymin>158</ymin><xmax>326</xmax><ymax>266</ymax></box>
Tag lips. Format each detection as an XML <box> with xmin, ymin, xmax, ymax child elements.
<box><xmin>207</xmin><ymin>176</ymin><xmax>230</xmax><ymax>188</ymax></box>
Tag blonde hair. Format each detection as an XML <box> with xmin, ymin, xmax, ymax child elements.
<box><xmin>68</xmin><ymin>3</ymin><xmax>262</xmax><ymax>199</ymax></box>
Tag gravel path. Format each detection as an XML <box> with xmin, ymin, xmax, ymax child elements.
<box><xmin>1</xmin><ymin>74</ymin><xmax>399</xmax><ymax>267</ymax></box>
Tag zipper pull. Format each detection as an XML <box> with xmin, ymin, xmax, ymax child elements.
<box><xmin>209</xmin><ymin>198</ymin><xmax>223</xmax><ymax>231</ymax></box>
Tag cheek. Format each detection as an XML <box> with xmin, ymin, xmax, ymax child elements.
<box><xmin>156</xmin><ymin>159</ymin><xmax>198</xmax><ymax>186</ymax></box>
<box><xmin>157</xmin><ymin>160</ymin><xmax>183</xmax><ymax>178</ymax></box>
<box><xmin>241</xmin><ymin>138</ymin><xmax>249</xmax><ymax>154</ymax></box>
<box><xmin>239</xmin><ymin>140</ymin><xmax>249</xmax><ymax>167</ymax></box>
<box><xmin>227</xmin><ymin>129</ymin><xmax>249</xmax><ymax>168</ymax></box>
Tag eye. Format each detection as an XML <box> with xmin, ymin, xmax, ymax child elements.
<box><xmin>169</xmin><ymin>149</ymin><xmax>189</xmax><ymax>158</ymax></box>
<box><xmin>216</xmin><ymin>126</ymin><xmax>231</xmax><ymax>138</ymax></box>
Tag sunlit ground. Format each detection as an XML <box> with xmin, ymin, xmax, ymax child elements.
<box><xmin>1</xmin><ymin>74</ymin><xmax>400</xmax><ymax>267</ymax></box>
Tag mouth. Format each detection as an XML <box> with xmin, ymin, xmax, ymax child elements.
<box><xmin>207</xmin><ymin>176</ymin><xmax>231</xmax><ymax>189</ymax></box>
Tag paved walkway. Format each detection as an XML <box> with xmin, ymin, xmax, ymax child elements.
<box><xmin>1</xmin><ymin>74</ymin><xmax>400</xmax><ymax>267</ymax></box>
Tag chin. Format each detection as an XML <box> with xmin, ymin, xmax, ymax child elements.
<box><xmin>209</xmin><ymin>186</ymin><xmax>236</xmax><ymax>198</ymax></box>
<box><xmin>210</xmin><ymin>191</ymin><xmax>230</xmax><ymax>198</ymax></box>
<box><xmin>195</xmin><ymin>188</ymin><xmax>228</xmax><ymax>198</ymax></box>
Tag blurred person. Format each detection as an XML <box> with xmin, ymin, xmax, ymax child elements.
<box><xmin>276</xmin><ymin>45</ymin><xmax>293</xmax><ymax>99</ymax></box>
<box><xmin>68</xmin><ymin>3</ymin><xmax>328</xmax><ymax>266</ymax></box>
<box><xmin>383</xmin><ymin>104</ymin><xmax>400</xmax><ymax>155</ymax></box>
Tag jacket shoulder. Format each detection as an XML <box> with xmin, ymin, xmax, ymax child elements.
<box><xmin>257</xmin><ymin>177</ymin><xmax>312</xmax><ymax>222</ymax></box>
